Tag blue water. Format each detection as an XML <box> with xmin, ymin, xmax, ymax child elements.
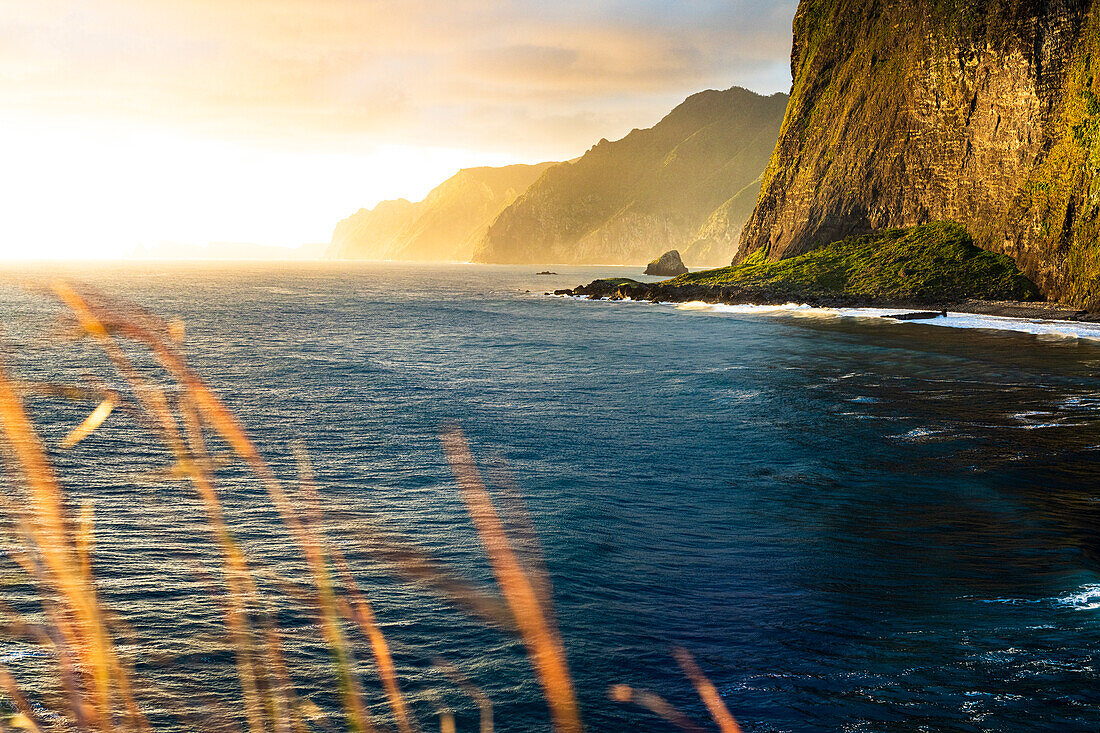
<box><xmin>2</xmin><ymin>262</ymin><xmax>1100</xmax><ymax>731</ymax></box>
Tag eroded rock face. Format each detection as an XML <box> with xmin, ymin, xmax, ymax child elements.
<box><xmin>644</xmin><ymin>250</ymin><xmax>689</xmax><ymax>276</ymax></box>
<box><xmin>736</xmin><ymin>0</ymin><xmax>1100</xmax><ymax>307</ymax></box>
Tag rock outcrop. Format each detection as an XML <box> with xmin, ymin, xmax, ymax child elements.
<box><xmin>329</xmin><ymin>163</ymin><xmax>555</xmax><ymax>261</ymax></box>
<box><xmin>735</xmin><ymin>0</ymin><xmax>1100</xmax><ymax>308</ymax></box>
<box><xmin>645</xmin><ymin>250</ymin><xmax>689</xmax><ymax>276</ymax></box>
<box><xmin>473</xmin><ymin>87</ymin><xmax>788</xmax><ymax>267</ymax></box>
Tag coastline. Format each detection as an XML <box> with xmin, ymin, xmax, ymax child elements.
<box><xmin>553</xmin><ymin>278</ymin><xmax>1100</xmax><ymax>323</ymax></box>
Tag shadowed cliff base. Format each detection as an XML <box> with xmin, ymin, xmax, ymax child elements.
<box><xmin>555</xmin><ymin>223</ymin><xmax>1100</xmax><ymax>318</ymax></box>
<box><xmin>734</xmin><ymin>0</ymin><xmax>1100</xmax><ymax>308</ymax></box>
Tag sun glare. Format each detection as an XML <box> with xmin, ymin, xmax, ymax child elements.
<box><xmin>0</xmin><ymin>114</ymin><xmax>521</xmax><ymax>260</ymax></box>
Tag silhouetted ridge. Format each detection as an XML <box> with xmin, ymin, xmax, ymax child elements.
<box><xmin>329</xmin><ymin>162</ymin><xmax>556</xmax><ymax>262</ymax></box>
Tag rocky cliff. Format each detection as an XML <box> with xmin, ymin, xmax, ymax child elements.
<box><xmin>736</xmin><ymin>0</ymin><xmax>1100</xmax><ymax>308</ymax></box>
<box><xmin>473</xmin><ymin>87</ymin><xmax>788</xmax><ymax>267</ymax></box>
<box><xmin>329</xmin><ymin>163</ymin><xmax>555</xmax><ymax>261</ymax></box>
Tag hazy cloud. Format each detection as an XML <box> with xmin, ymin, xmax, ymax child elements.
<box><xmin>0</xmin><ymin>0</ymin><xmax>797</xmax><ymax>158</ymax></box>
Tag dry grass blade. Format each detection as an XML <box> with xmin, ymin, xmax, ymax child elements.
<box><xmin>607</xmin><ymin>684</ymin><xmax>706</xmax><ymax>733</ymax></box>
<box><xmin>0</xmin><ymin>668</ymin><xmax>44</xmax><ymax>733</ymax></box>
<box><xmin>421</xmin><ymin>692</ymin><xmax>455</xmax><ymax>733</ymax></box>
<box><xmin>291</xmin><ymin>447</ymin><xmax>376</xmax><ymax>733</ymax></box>
<box><xmin>482</xmin><ymin>457</ymin><xmax>554</xmax><ymax>615</ymax></box>
<box><xmin>0</xmin><ymin>604</ymin><xmax>91</xmax><ymax>729</ymax></box>
<box><xmin>51</xmin><ymin>280</ymin><xmax>313</xmax><ymax>733</ymax></box>
<box><xmin>673</xmin><ymin>648</ymin><xmax>742</xmax><ymax>733</ymax></box>
<box><xmin>50</xmin><ymin>281</ymin><xmax>301</xmax><ymax>732</ymax></box>
<box><xmin>360</xmin><ymin>532</ymin><xmax>515</xmax><ymax>631</ymax></box>
<box><xmin>7</xmin><ymin>715</ymin><xmax>38</xmax><ymax>732</ymax></box>
<box><xmin>3</xmin><ymin>281</ymin><xmax>726</xmax><ymax>733</ymax></box>
<box><xmin>0</xmin><ymin>363</ymin><xmax>75</xmax><ymax>588</ymax></box>
<box><xmin>178</xmin><ymin>401</ymin><xmax>299</xmax><ymax>733</ymax></box>
<box><xmin>221</xmin><ymin>605</ymin><xmax>266</xmax><ymax>733</ymax></box>
<box><xmin>50</xmin><ymin>281</ymin><xmax>189</xmax><ymax>461</ymax></box>
<box><xmin>168</xmin><ymin>320</ymin><xmax>185</xmax><ymax>343</ymax></box>
<box><xmin>433</xmin><ymin>658</ymin><xmax>493</xmax><ymax>733</ymax></box>
<box><xmin>60</xmin><ymin>398</ymin><xmax>116</xmax><ymax>449</ymax></box>
<box><xmin>177</xmin><ymin>402</ymin><xmax>269</xmax><ymax>733</ymax></box>
<box><xmin>63</xmin><ymin>282</ymin><xmax>272</xmax><ymax>732</ymax></box>
<box><xmin>75</xmin><ymin>501</ymin><xmax>95</xmax><ymax>595</ymax></box>
<box><xmin>442</xmin><ymin>427</ymin><xmax>582</xmax><ymax>733</ymax></box>
<box><xmin>21</xmin><ymin>383</ymin><xmax>112</xmax><ymax>403</ymax></box>
<box><xmin>56</xmin><ymin>282</ymin><xmax>374</xmax><ymax>733</ymax></box>
<box><xmin>0</xmin><ymin>359</ymin><xmax>149</xmax><ymax>732</ymax></box>
<box><xmin>331</xmin><ymin>549</ymin><xmax>419</xmax><ymax>733</ymax></box>
<box><xmin>295</xmin><ymin>447</ymin><xmax>403</xmax><ymax>733</ymax></box>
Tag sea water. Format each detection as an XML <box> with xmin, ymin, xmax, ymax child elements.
<box><xmin>1</xmin><ymin>261</ymin><xmax>1099</xmax><ymax>731</ymax></box>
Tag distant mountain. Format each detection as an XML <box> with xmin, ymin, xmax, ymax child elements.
<box><xmin>328</xmin><ymin>163</ymin><xmax>556</xmax><ymax>261</ymax></box>
<box><xmin>472</xmin><ymin>87</ymin><xmax>788</xmax><ymax>267</ymax></box>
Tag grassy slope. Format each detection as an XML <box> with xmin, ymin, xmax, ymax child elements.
<box><xmin>671</xmin><ymin>222</ymin><xmax>1041</xmax><ymax>301</ymax></box>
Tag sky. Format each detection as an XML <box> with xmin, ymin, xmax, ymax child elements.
<box><xmin>0</xmin><ymin>0</ymin><xmax>798</xmax><ymax>259</ymax></box>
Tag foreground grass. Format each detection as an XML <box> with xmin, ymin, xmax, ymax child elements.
<box><xmin>0</xmin><ymin>281</ymin><xmax>744</xmax><ymax>732</ymax></box>
<box><xmin>671</xmin><ymin>222</ymin><xmax>1041</xmax><ymax>302</ymax></box>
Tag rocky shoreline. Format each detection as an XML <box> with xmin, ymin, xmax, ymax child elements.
<box><xmin>553</xmin><ymin>278</ymin><xmax>1100</xmax><ymax>322</ymax></box>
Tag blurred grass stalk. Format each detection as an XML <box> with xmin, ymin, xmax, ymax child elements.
<box><xmin>0</xmin><ymin>280</ymin><xmax>742</xmax><ymax>732</ymax></box>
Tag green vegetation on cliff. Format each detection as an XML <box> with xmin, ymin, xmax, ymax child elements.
<box><xmin>1015</xmin><ymin>10</ymin><xmax>1100</xmax><ymax>309</ymax></box>
<box><xmin>736</xmin><ymin>0</ymin><xmax>1100</xmax><ymax>308</ymax></box>
<box><xmin>676</xmin><ymin>223</ymin><xmax>1040</xmax><ymax>301</ymax></box>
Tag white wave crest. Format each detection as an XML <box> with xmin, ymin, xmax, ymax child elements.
<box><xmin>1054</xmin><ymin>584</ymin><xmax>1100</xmax><ymax>610</ymax></box>
<box><xmin>666</xmin><ymin>301</ymin><xmax>1100</xmax><ymax>342</ymax></box>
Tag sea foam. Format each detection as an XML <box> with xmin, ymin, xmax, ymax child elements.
<box><xmin>1054</xmin><ymin>584</ymin><xmax>1100</xmax><ymax>611</ymax></box>
<box><xmin>667</xmin><ymin>300</ymin><xmax>1100</xmax><ymax>342</ymax></box>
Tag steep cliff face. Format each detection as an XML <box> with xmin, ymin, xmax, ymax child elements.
<box><xmin>473</xmin><ymin>88</ymin><xmax>788</xmax><ymax>267</ymax></box>
<box><xmin>329</xmin><ymin>163</ymin><xmax>555</xmax><ymax>261</ymax></box>
<box><xmin>737</xmin><ymin>0</ymin><xmax>1100</xmax><ymax>307</ymax></box>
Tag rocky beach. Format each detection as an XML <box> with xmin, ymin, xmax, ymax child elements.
<box><xmin>555</xmin><ymin>277</ymin><xmax>1100</xmax><ymax>322</ymax></box>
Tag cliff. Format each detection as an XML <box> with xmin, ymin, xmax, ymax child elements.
<box><xmin>329</xmin><ymin>163</ymin><xmax>556</xmax><ymax>261</ymax></box>
<box><xmin>736</xmin><ymin>0</ymin><xmax>1100</xmax><ymax>308</ymax></box>
<box><xmin>473</xmin><ymin>87</ymin><xmax>788</xmax><ymax>267</ymax></box>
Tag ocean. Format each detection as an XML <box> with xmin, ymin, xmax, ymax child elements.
<box><xmin>2</xmin><ymin>261</ymin><xmax>1099</xmax><ymax>731</ymax></box>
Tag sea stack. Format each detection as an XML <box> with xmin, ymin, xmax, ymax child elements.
<box><xmin>645</xmin><ymin>250</ymin><xmax>689</xmax><ymax>276</ymax></box>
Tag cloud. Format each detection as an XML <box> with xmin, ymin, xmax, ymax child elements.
<box><xmin>0</xmin><ymin>0</ymin><xmax>797</xmax><ymax>157</ymax></box>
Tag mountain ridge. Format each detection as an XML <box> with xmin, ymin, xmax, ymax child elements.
<box><xmin>328</xmin><ymin>162</ymin><xmax>555</xmax><ymax>262</ymax></box>
<box><xmin>472</xmin><ymin>86</ymin><xmax>789</xmax><ymax>266</ymax></box>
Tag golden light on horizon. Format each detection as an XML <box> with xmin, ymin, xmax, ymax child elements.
<box><xmin>0</xmin><ymin>114</ymin><xmax>522</xmax><ymax>260</ymax></box>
